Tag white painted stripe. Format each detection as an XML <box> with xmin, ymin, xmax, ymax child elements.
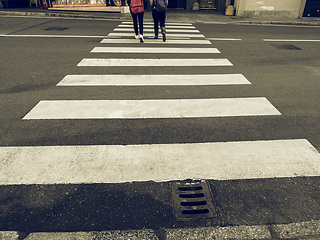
<box><xmin>162</xmin><ymin>37</ymin><xmax>190</xmax><ymax>40</ymax></box>
<box><xmin>207</xmin><ymin>37</ymin><xmax>242</xmax><ymax>41</ymax></box>
<box><xmin>0</xmin><ymin>34</ymin><xmax>108</xmax><ymax>38</ymax></box>
<box><xmin>57</xmin><ymin>74</ymin><xmax>251</xmax><ymax>86</ymax></box>
<box><xmin>264</xmin><ymin>39</ymin><xmax>320</xmax><ymax>42</ymax></box>
<box><xmin>105</xmin><ymin>36</ymin><xmax>191</xmax><ymax>40</ymax></box>
<box><xmin>118</xmin><ymin>24</ymin><xmax>196</xmax><ymax>29</ymax></box>
<box><xmin>77</xmin><ymin>58</ymin><xmax>233</xmax><ymax>66</ymax></box>
<box><xmin>1</xmin><ymin>139</ymin><xmax>319</xmax><ymax>184</ymax></box>
<box><xmin>108</xmin><ymin>32</ymin><xmax>205</xmax><ymax>38</ymax></box>
<box><xmin>113</xmin><ymin>28</ymin><xmax>200</xmax><ymax>33</ymax></box>
<box><xmin>236</xmin><ymin>23</ymin><xmax>320</xmax><ymax>28</ymax></box>
<box><xmin>203</xmin><ymin>22</ymin><xmax>228</xmax><ymax>25</ymax></box>
<box><xmin>100</xmin><ymin>39</ymin><xmax>212</xmax><ymax>44</ymax></box>
<box><xmin>0</xmin><ymin>14</ymin><xmax>127</xmax><ymax>22</ymax></box>
<box><xmin>22</xmin><ymin>98</ymin><xmax>280</xmax><ymax>120</ymax></box>
<box><xmin>121</xmin><ymin>21</ymin><xmax>193</xmax><ymax>25</ymax></box>
<box><xmin>91</xmin><ymin>47</ymin><xmax>220</xmax><ymax>53</ymax></box>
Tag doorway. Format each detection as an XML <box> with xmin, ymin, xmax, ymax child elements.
<box><xmin>303</xmin><ymin>0</ymin><xmax>320</xmax><ymax>17</ymax></box>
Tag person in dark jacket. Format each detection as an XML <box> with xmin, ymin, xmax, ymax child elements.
<box><xmin>150</xmin><ymin>0</ymin><xmax>168</xmax><ymax>42</ymax></box>
<box><xmin>127</xmin><ymin>0</ymin><xmax>148</xmax><ymax>42</ymax></box>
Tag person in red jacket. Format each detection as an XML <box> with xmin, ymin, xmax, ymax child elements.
<box><xmin>127</xmin><ymin>0</ymin><xmax>149</xmax><ymax>42</ymax></box>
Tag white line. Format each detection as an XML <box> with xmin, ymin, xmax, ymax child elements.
<box><xmin>22</xmin><ymin>98</ymin><xmax>280</xmax><ymax>120</ymax></box>
<box><xmin>206</xmin><ymin>37</ymin><xmax>242</xmax><ymax>41</ymax></box>
<box><xmin>100</xmin><ymin>39</ymin><xmax>212</xmax><ymax>44</ymax></box>
<box><xmin>264</xmin><ymin>39</ymin><xmax>320</xmax><ymax>42</ymax></box>
<box><xmin>118</xmin><ymin>24</ymin><xmax>196</xmax><ymax>29</ymax></box>
<box><xmin>121</xmin><ymin>21</ymin><xmax>193</xmax><ymax>26</ymax></box>
<box><xmin>235</xmin><ymin>23</ymin><xmax>320</xmax><ymax>28</ymax></box>
<box><xmin>1</xmin><ymin>139</ymin><xmax>319</xmax><ymax>184</ymax></box>
<box><xmin>0</xmin><ymin>14</ymin><xmax>122</xmax><ymax>22</ymax></box>
<box><xmin>113</xmin><ymin>28</ymin><xmax>200</xmax><ymax>33</ymax></box>
<box><xmin>77</xmin><ymin>58</ymin><xmax>233</xmax><ymax>66</ymax></box>
<box><xmin>91</xmin><ymin>47</ymin><xmax>220</xmax><ymax>53</ymax></box>
<box><xmin>108</xmin><ymin>32</ymin><xmax>205</xmax><ymax>38</ymax></box>
<box><xmin>57</xmin><ymin>74</ymin><xmax>251</xmax><ymax>86</ymax></box>
<box><xmin>203</xmin><ymin>22</ymin><xmax>228</xmax><ymax>25</ymax></box>
<box><xmin>0</xmin><ymin>34</ymin><xmax>108</xmax><ymax>38</ymax></box>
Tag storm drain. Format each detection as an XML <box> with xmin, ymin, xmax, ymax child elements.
<box><xmin>171</xmin><ymin>180</ymin><xmax>217</xmax><ymax>221</ymax></box>
<box><xmin>44</xmin><ymin>27</ymin><xmax>68</xmax><ymax>31</ymax></box>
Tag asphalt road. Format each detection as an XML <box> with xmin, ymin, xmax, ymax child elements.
<box><xmin>0</xmin><ymin>16</ymin><xmax>320</xmax><ymax>233</ymax></box>
<box><xmin>0</xmin><ymin>17</ymin><xmax>319</xmax><ymax>147</ymax></box>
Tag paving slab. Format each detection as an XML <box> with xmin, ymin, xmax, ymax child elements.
<box><xmin>271</xmin><ymin>220</ymin><xmax>320</xmax><ymax>239</ymax></box>
<box><xmin>0</xmin><ymin>231</ymin><xmax>19</xmax><ymax>240</ymax></box>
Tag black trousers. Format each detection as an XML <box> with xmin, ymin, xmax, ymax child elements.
<box><xmin>131</xmin><ymin>11</ymin><xmax>144</xmax><ymax>35</ymax></box>
<box><xmin>152</xmin><ymin>9</ymin><xmax>166</xmax><ymax>36</ymax></box>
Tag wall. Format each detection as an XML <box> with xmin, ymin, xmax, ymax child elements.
<box><xmin>235</xmin><ymin>0</ymin><xmax>307</xmax><ymax>18</ymax></box>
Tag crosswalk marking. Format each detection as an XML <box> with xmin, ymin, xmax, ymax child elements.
<box><xmin>0</xmin><ymin>34</ymin><xmax>109</xmax><ymax>38</ymax></box>
<box><xmin>22</xmin><ymin>98</ymin><xmax>280</xmax><ymax>120</ymax></box>
<box><xmin>57</xmin><ymin>74</ymin><xmax>251</xmax><ymax>86</ymax></box>
<box><xmin>100</xmin><ymin>39</ymin><xmax>212</xmax><ymax>44</ymax></box>
<box><xmin>207</xmin><ymin>37</ymin><xmax>242</xmax><ymax>41</ymax></box>
<box><xmin>118</xmin><ymin>24</ymin><xmax>196</xmax><ymax>29</ymax></box>
<box><xmin>77</xmin><ymin>58</ymin><xmax>233</xmax><ymax>66</ymax></box>
<box><xmin>264</xmin><ymin>39</ymin><xmax>320</xmax><ymax>42</ymax></box>
<box><xmin>108</xmin><ymin>32</ymin><xmax>205</xmax><ymax>38</ymax></box>
<box><xmin>1</xmin><ymin>139</ymin><xmax>318</xmax><ymax>185</ymax></box>
<box><xmin>121</xmin><ymin>21</ymin><xmax>193</xmax><ymax>26</ymax></box>
<box><xmin>113</xmin><ymin>28</ymin><xmax>200</xmax><ymax>33</ymax></box>
<box><xmin>90</xmin><ymin>47</ymin><xmax>220</xmax><ymax>53</ymax></box>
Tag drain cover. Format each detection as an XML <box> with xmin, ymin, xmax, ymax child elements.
<box><xmin>171</xmin><ymin>180</ymin><xmax>218</xmax><ymax>221</ymax></box>
<box><xmin>44</xmin><ymin>27</ymin><xmax>68</xmax><ymax>31</ymax></box>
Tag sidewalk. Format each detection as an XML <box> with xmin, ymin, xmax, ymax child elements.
<box><xmin>0</xmin><ymin>7</ymin><xmax>320</xmax><ymax>26</ymax></box>
<box><xmin>2</xmin><ymin>220</ymin><xmax>320</xmax><ymax>239</ymax></box>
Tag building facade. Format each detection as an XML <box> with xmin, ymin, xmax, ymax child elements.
<box><xmin>234</xmin><ymin>0</ymin><xmax>311</xmax><ymax>18</ymax></box>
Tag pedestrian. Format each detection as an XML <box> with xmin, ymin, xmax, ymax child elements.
<box><xmin>151</xmin><ymin>0</ymin><xmax>168</xmax><ymax>42</ymax></box>
<box><xmin>127</xmin><ymin>0</ymin><xmax>148</xmax><ymax>43</ymax></box>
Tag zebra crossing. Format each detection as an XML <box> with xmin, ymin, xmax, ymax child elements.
<box><xmin>107</xmin><ymin>32</ymin><xmax>205</xmax><ymax>38</ymax></box>
<box><xmin>56</xmin><ymin>74</ymin><xmax>250</xmax><ymax>86</ymax></box>
<box><xmin>77</xmin><ymin>58</ymin><xmax>232</xmax><ymax>66</ymax></box>
<box><xmin>90</xmin><ymin>46</ymin><xmax>220</xmax><ymax>53</ymax></box>
<box><xmin>14</xmin><ymin>21</ymin><xmax>320</xmax><ymax>184</ymax></box>
<box><xmin>100</xmin><ymin>38</ymin><xmax>212</xmax><ymax>44</ymax></box>
<box><xmin>2</xmin><ymin>139</ymin><xmax>319</xmax><ymax>185</ymax></box>
<box><xmin>113</xmin><ymin>28</ymin><xmax>200</xmax><ymax>33</ymax></box>
<box><xmin>22</xmin><ymin>98</ymin><xmax>281</xmax><ymax>120</ymax></box>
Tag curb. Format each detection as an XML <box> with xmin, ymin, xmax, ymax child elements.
<box><xmin>2</xmin><ymin>220</ymin><xmax>320</xmax><ymax>240</ymax></box>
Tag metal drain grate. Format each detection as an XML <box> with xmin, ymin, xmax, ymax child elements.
<box><xmin>171</xmin><ymin>180</ymin><xmax>217</xmax><ymax>221</ymax></box>
<box><xmin>44</xmin><ymin>27</ymin><xmax>68</xmax><ymax>31</ymax></box>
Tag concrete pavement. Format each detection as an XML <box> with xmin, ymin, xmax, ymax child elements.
<box><xmin>2</xmin><ymin>220</ymin><xmax>320</xmax><ymax>239</ymax></box>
